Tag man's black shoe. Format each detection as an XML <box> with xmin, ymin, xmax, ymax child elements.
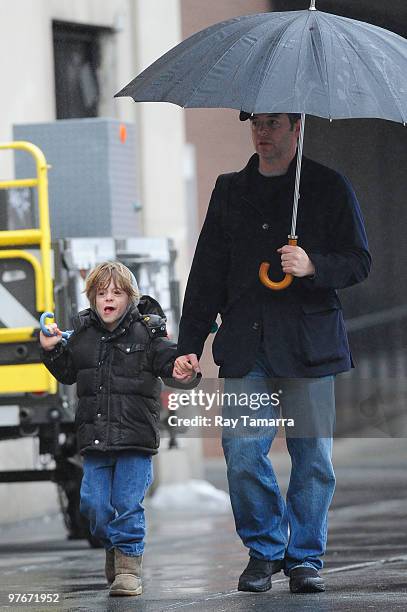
<box><xmin>289</xmin><ymin>567</ymin><xmax>325</xmax><ymax>593</ymax></box>
<box><xmin>238</xmin><ymin>557</ymin><xmax>283</xmax><ymax>592</ymax></box>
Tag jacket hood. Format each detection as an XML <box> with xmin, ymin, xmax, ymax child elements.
<box><xmin>138</xmin><ymin>294</ymin><xmax>166</xmax><ymax>319</ymax></box>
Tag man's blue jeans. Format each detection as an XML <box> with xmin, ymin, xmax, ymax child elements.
<box><xmin>80</xmin><ymin>451</ymin><xmax>153</xmax><ymax>556</ymax></box>
<box><xmin>221</xmin><ymin>350</ymin><xmax>336</xmax><ymax>574</ymax></box>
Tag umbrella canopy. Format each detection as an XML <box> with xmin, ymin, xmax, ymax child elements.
<box><xmin>116</xmin><ymin>4</ymin><xmax>407</xmax><ymax>124</ymax></box>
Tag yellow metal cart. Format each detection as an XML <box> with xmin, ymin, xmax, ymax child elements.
<box><xmin>0</xmin><ymin>141</ymin><xmax>56</xmax><ymax>394</ymax></box>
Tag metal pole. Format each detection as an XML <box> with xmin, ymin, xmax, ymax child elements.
<box><xmin>290</xmin><ymin>113</ymin><xmax>306</xmax><ymax>238</ymax></box>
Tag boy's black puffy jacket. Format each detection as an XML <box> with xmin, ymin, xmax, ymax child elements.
<box><xmin>41</xmin><ymin>301</ymin><xmax>184</xmax><ymax>455</ymax></box>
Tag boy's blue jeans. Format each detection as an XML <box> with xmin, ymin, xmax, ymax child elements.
<box><xmin>80</xmin><ymin>451</ymin><xmax>153</xmax><ymax>556</ymax></box>
<box><xmin>221</xmin><ymin>349</ymin><xmax>336</xmax><ymax>574</ymax></box>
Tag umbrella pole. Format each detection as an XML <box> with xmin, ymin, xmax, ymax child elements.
<box><xmin>259</xmin><ymin>112</ymin><xmax>306</xmax><ymax>290</ymax></box>
<box><xmin>290</xmin><ymin>112</ymin><xmax>306</xmax><ymax>239</ymax></box>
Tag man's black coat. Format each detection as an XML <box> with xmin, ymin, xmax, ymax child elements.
<box><xmin>177</xmin><ymin>154</ymin><xmax>371</xmax><ymax>378</ymax></box>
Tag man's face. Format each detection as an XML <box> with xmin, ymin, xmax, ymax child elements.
<box><xmin>250</xmin><ymin>113</ymin><xmax>300</xmax><ymax>165</ymax></box>
<box><xmin>95</xmin><ymin>279</ymin><xmax>129</xmax><ymax>331</ymax></box>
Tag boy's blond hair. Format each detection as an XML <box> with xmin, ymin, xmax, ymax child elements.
<box><xmin>85</xmin><ymin>261</ymin><xmax>140</xmax><ymax>309</ymax></box>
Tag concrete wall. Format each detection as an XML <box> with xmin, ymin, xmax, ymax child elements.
<box><xmin>0</xmin><ymin>0</ymin><xmax>134</xmax><ymax>146</ymax></box>
<box><xmin>0</xmin><ymin>0</ymin><xmax>191</xmax><ymax>290</ymax></box>
<box><xmin>128</xmin><ymin>1</ymin><xmax>191</xmax><ymax>293</ymax></box>
<box><xmin>0</xmin><ymin>0</ymin><xmax>192</xmax><ymax>521</ymax></box>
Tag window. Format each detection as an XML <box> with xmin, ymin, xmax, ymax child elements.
<box><xmin>53</xmin><ymin>21</ymin><xmax>112</xmax><ymax>119</ymax></box>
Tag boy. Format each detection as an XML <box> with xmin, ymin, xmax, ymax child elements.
<box><xmin>40</xmin><ymin>261</ymin><xmax>196</xmax><ymax>597</ymax></box>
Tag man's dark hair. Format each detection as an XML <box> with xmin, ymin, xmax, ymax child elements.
<box><xmin>287</xmin><ymin>113</ymin><xmax>301</xmax><ymax>129</ymax></box>
<box><xmin>239</xmin><ymin>110</ymin><xmax>301</xmax><ymax>130</ymax></box>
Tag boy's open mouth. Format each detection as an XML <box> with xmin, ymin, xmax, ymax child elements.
<box><xmin>104</xmin><ymin>306</ymin><xmax>116</xmax><ymax>314</ymax></box>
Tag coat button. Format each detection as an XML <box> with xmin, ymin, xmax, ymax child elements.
<box><xmin>97</xmin><ymin>413</ymin><xmax>101</xmax><ymax>418</ymax></box>
<box><xmin>94</xmin><ymin>439</ymin><xmax>99</xmax><ymax>445</ymax></box>
<box><xmin>126</xmin><ymin>347</ymin><xmax>131</xmax><ymax>352</ymax></box>
<box><xmin>99</xmin><ymin>385</ymin><xmax>103</xmax><ymax>390</ymax></box>
<box><xmin>262</xmin><ymin>223</ymin><xmax>270</xmax><ymax>230</ymax></box>
<box><xmin>252</xmin><ymin>322</ymin><xmax>260</xmax><ymax>330</ymax></box>
<box><xmin>101</xmin><ymin>336</ymin><xmax>105</xmax><ymax>341</ymax></box>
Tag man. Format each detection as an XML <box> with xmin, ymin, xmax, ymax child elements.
<box><xmin>173</xmin><ymin>113</ymin><xmax>371</xmax><ymax>593</ymax></box>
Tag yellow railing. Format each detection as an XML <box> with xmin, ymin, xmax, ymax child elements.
<box><xmin>0</xmin><ymin>141</ymin><xmax>54</xmax><ymax>342</ymax></box>
<box><xmin>0</xmin><ymin>364</ymin><xmax>57</xmax><ymax>394</ymax></box>
<box><xmin>0</xmin><ymin>250</ymin><xmax>45</xmax><ymax>312</ymax></box>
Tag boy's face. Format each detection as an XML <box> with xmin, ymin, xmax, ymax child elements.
<box><xmin>95</xmin><ymin>279</ymin><xmax>130</xmax><ymax>331</ymax></box>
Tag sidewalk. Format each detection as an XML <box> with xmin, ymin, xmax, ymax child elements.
<box><xmin>0</xmin><ymin>436</ymin><xmax>406</xmax><ymax>611</ymax></box>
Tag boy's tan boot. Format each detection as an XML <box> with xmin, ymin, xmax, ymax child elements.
<box><xmin>109</xmin><ymin>549</ymin><xmax>143</xmax><ymax>596</ymax></box>
<box><xmin>105</xmin><ymin>549</ymin><xmax>115</xmax><ymax>585</ymax></box>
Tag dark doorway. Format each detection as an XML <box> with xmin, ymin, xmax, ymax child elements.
<box><xmin>53</xmin><ymin>21</ymin><xmax>112</xmax><ymax>119</ymax></box>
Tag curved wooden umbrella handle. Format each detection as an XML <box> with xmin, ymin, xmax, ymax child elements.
<box><xmin>259</xmin><ymin>237</ymin><xmax>298</xmax><ymax>291</ymax></box>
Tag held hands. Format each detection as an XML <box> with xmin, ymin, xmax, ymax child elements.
<box><xmin>277</xmin><ymin>245</ymin><xmax>315</xmax><ymax>277</ymax></box>
<box><xmin>39</xmin><ymin>323</ymin><xmax>64</xmax><ymax>351</ymax></box>
<box><xmin>173</xmin><ymin>353</ymin><xmax>200</xmax><ymax>383</ymax></box>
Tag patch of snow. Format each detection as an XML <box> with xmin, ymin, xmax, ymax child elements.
<box><xmin>148</xmin><ymin>479</ymin><xmax>231</xmax><ymax>513</ymax></box>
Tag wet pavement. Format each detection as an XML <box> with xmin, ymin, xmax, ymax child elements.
<box><xmin>0</xmin><ymin>436</ymin><xmax>406</xmax><ymax>611</ymax></box>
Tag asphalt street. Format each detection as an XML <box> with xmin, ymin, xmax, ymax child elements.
<box><xmin>0</xmin><ymin>436</ymin><xmax>406</xmax><ymax>612</ymax></box>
